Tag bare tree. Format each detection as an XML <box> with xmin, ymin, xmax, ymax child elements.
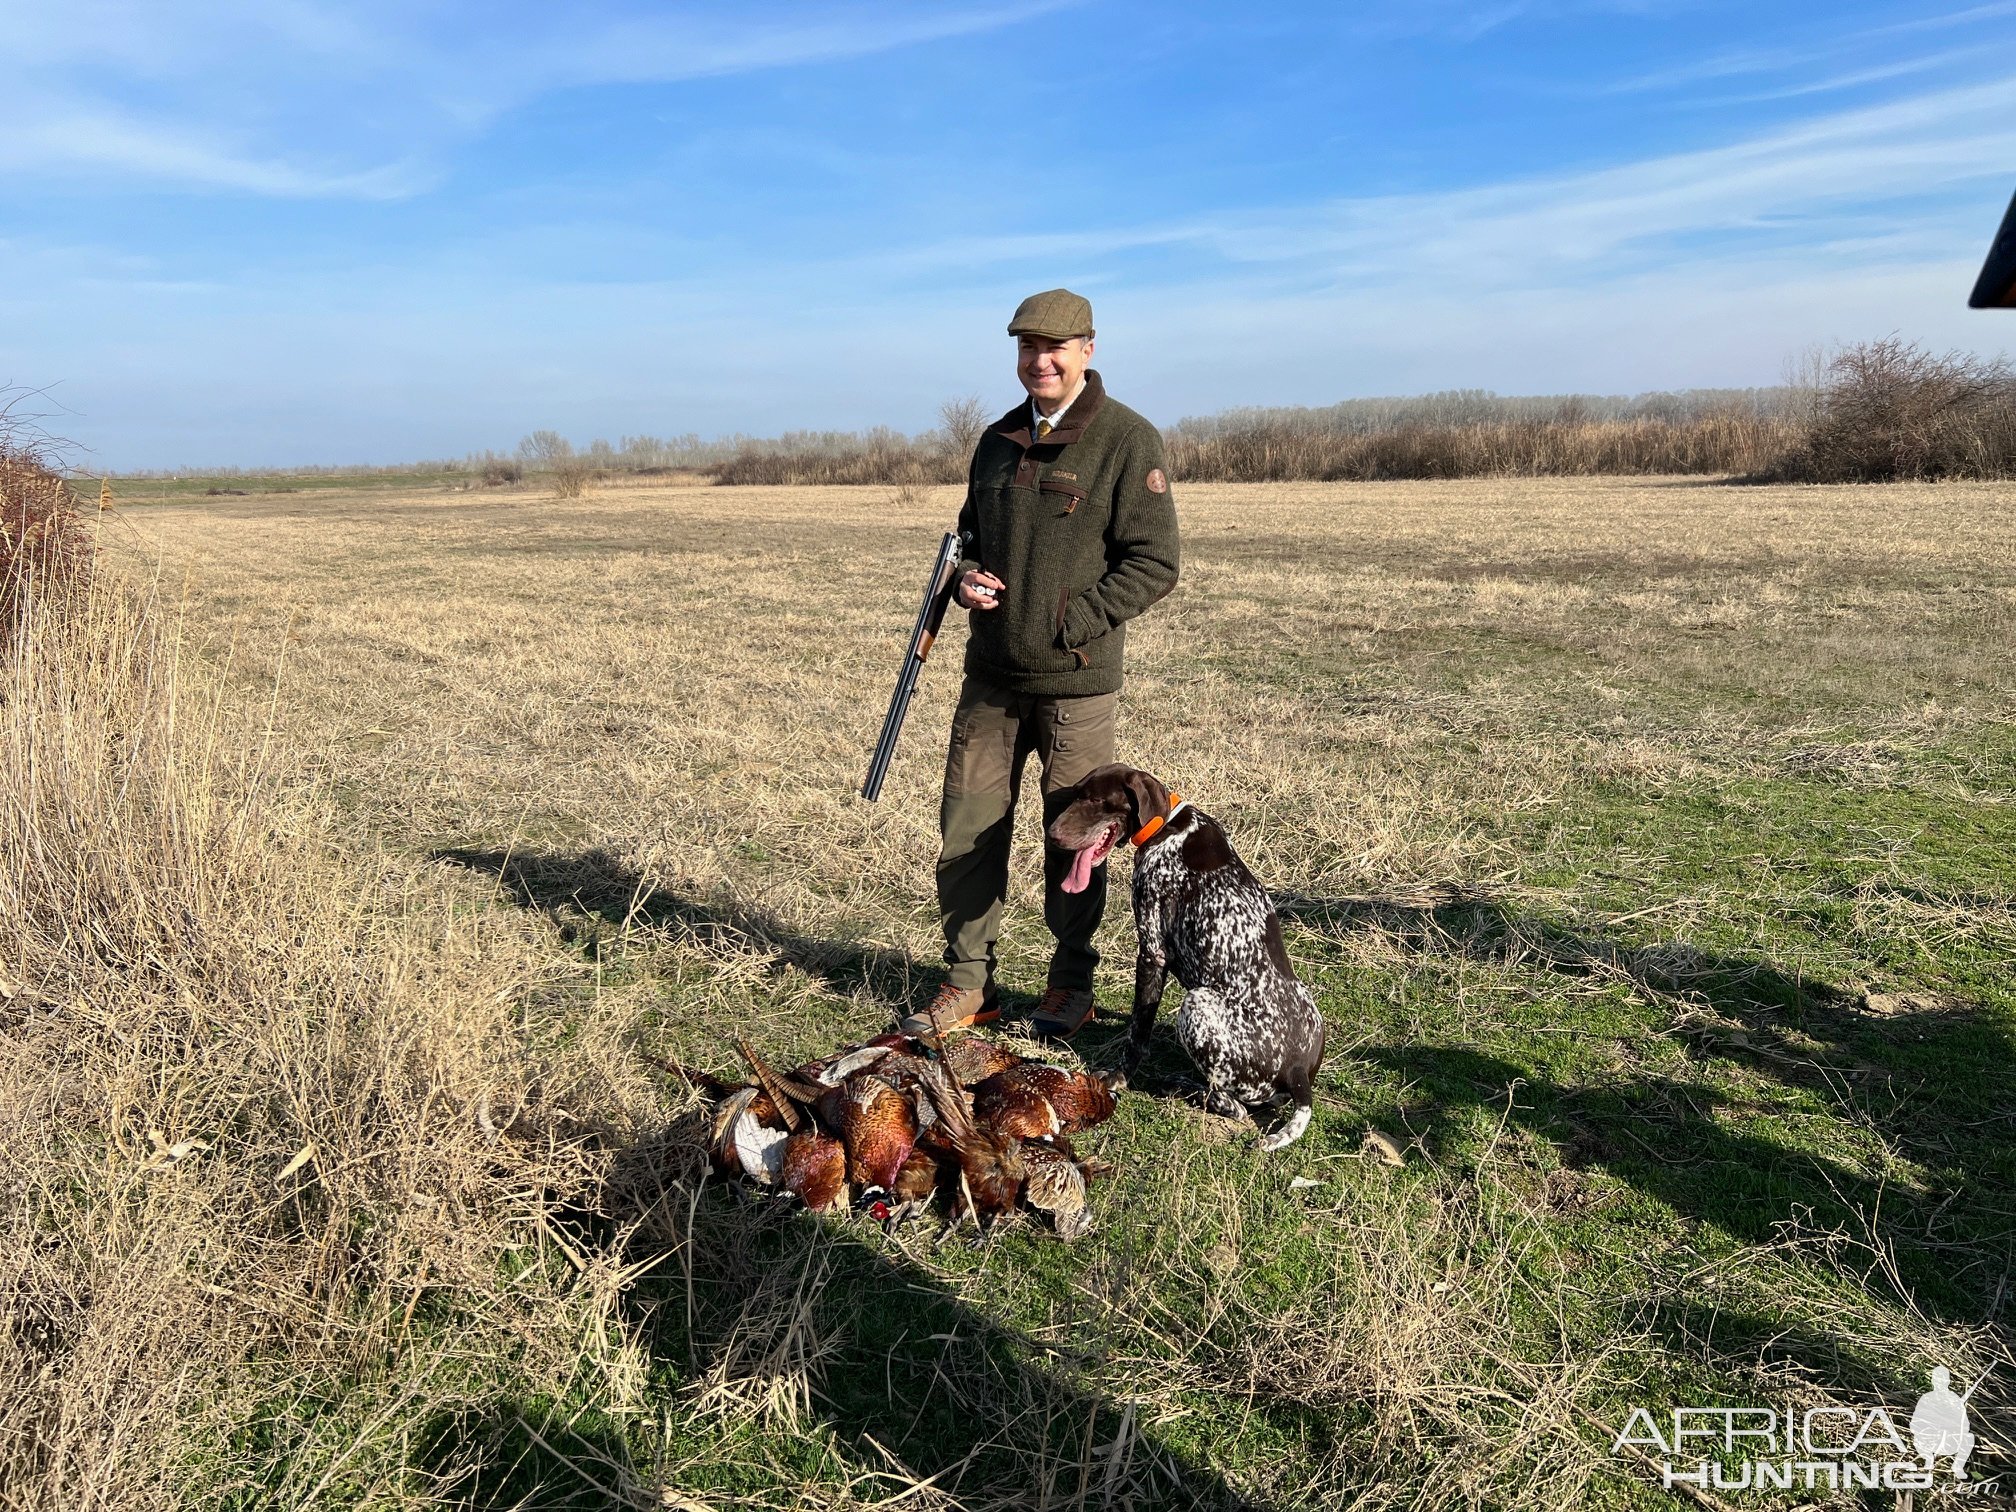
<box><xmin>937</xmin><ymin>396</ymin><xmax>988</xmax><ymax>467</ymax></box>
<box><xmin>517</xmin><ymin>430</ymin><xmax>592</xmax><ymax>499</ymax></box>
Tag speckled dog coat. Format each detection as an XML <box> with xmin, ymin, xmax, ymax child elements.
<box><xmin>1124</xmin><ymin>802</ymin><xmax>1325</xmax><ymax>1149</ymax></box>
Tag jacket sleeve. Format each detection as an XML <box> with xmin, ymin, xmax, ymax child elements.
<box><xmin>1059</xmin><ymin>429</ymin><xmax>1180</xmax><ymax>649</ymax></box>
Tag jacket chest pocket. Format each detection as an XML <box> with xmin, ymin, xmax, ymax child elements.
<box><xmin>1038</xmin><ymin>477</ymin><xmax>1089</xmax><ymax>516</ymax></box>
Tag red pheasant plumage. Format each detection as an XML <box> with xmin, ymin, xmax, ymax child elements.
<box><xmin>779</xmin><ymin>1128</ymin><xmax>848</xmax><ymax>1210</ymax></box>
<box><xmin>829</xmin><ymin>1073</ymin><xmax>921</xmax><ymax>1194</ymax></box>
<box><xmin>915</xmin><ymin>1060</ymin><xmax>1026</xmax><ymax>1225</ymax></box>
<box><xmin>971</xmin><ymin>1063</ymin><xmax>1117</xmax><ymax>1139</ymax></box>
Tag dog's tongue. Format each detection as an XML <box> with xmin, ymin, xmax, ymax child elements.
<box><xmin>1062</xmin><ymin>837</ymin><xmax>1106</xmax><ymax>895</ymax></box>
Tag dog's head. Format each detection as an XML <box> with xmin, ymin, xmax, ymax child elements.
<box><xmin>1047</xmin><ymin>764</ymin><xmax>1173</xmax><ymax>894</ymax></box>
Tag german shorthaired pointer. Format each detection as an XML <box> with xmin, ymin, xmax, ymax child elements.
<box><xmin>1049</xmin><ymin>764</ymin><xmax>1325</xmax><ymax>1149</ymax></box>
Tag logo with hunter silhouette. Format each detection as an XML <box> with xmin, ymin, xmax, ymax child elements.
<box><xmin>1910</xmin><ymin>1366</ymin><xmax>1978</xmax><ymax>1481</ymax></box>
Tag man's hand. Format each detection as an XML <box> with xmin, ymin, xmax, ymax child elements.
<box><xmin>958</xmin><ymin>569</ymin><xmax>1005</xmax><ymax>610</ymax></box>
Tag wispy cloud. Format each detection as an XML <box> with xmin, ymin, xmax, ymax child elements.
<box><xmin>1694</xmin><ymin>49</ymin><xmax>1978</xmax><ymax>106</ymax></box>
<box><xmin>1861</xmin><ymin>0</ymin><xmax>2016</xmax><ymax>36</ymax></box>
<box><xmin>0</xmin><ymin>92</ymin><xmax>432</xmax><ymax>198</ymax></box>
<box><xmin>1601</xmin><ymin>0</ymin><xmax>2009</xmax><ymax>96</ymax></box>
<box><xmin>839</xmin><ymin>73</ymin><xmax>2016</xmax><ymax>298</ymax></box>
<box><xmin>1354</xmin><ymin>0</ymin><xmax>1677</xmax><ymax>45</ymax></box>
<box><xmin>2</xmin><ymin>1</ymin><xmax>1059</xmax><ymax>197</ymax></box>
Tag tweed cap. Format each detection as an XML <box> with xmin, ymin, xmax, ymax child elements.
<box><xmin>1008</xmin><ymin>288</ymin><xmax>1094</xmax><ymax>339</ymax></box>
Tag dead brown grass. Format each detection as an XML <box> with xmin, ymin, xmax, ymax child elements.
<box><xmin>9</xmin><ymin>475</ymin><xmax>2009</xmax><ymax>1506</ymax></box>
<box><xmin>121</xmin><ymin>475</ymin><xmax>2008</xmax><ymax>908</ymax></box>
<box><xmin>0</xmin><ymin>571</ymin><xmax>649</xmax><ymax>1508</ymax></box>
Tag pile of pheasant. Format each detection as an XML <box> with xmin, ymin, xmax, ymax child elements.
<box><xmin>665</xmin><ymin>1032</ymin><xmax>1118</xmax><ymax>1240</ymax></box>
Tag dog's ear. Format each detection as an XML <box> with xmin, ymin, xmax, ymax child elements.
<box><xmin>1121</xmin><ymin>768</ymin><xmax>1170</xmax><ymax>832</ymax></box>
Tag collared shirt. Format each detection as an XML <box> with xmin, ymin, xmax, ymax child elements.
<box><xmin>1031</xmin><ymin>376</ymin><xmax>1088</xmax><ymax>435</ymax></box>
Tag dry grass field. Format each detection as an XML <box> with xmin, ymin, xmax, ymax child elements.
<box><xmin>9</xmin><ymin>473</ymin><xmax>2015</xmax><ymax>1508</ymax></box>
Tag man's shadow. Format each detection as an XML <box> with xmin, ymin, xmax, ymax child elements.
<box><xmin>408</xmin><ymin>1066</ymin><xmax>1283</xmax><ymax>1509</ymax></box>
<box><xmin>1280</xmin><ymin>885</ymin><xmax>2016</xmax><ymax>1339</ymax></box>
<box><xmin>425</xmin><ymin>844</ymin><xmax>1274</xmax><ymax>1507</ymax></box>
<box><xmin>431</xmin><ymin>844</ymin><xmax>1145</xmax><ymax>1065</ymax></box>
<box><xmin>433</xmin><ymin>843</ymin><xmax>924</xmax><ymax>1004</ymax></box>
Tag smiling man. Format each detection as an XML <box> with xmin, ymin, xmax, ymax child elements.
<box><xmin>901</xmin><ymin>289</ymin><xmax>1181</xmax><ymax>1042</ymax></box>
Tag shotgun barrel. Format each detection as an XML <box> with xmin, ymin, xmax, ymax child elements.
<box><xmin>862</xmin><ymin>530</ymin><xmax>966</xmax><ymax>801</ymax></box>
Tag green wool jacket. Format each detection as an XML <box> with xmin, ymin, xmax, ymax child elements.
<box><xmin>955</xmin><ymin>370</ymin><xmax>1180</xmax><ymax>696</ymax></box>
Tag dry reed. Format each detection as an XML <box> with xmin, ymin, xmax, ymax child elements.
<box><xmin>0</xmin><ymin>565</ymin><xmax>637</xmax><ymax>1508</ymax></box>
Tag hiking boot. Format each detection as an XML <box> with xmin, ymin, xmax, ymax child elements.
<box><xmin>898</xmin><ymin>982</ymin><xmax>1000</xmax><ymax>1038</ymax></box>
<box><xmin>1029</xmin><ymin>986</ymin><xmax>1098</xmax><ymax>1041</ymax></box>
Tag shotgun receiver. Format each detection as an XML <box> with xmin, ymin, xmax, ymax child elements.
<box><xmin>861</xmin><ymin>530</ymin><xmax>967</xmax><ymax>801</ymax></box>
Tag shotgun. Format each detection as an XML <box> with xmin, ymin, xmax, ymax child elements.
<box><xmin>861</xmin><ymin>529</ymin><xmax>968</xmax><ymax>801</ymax></box>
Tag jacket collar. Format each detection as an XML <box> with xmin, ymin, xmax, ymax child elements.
<box><xmin>990</xmin><ymin>368</ymin><xmax>1107</xmax><ymax>451</ymax></box>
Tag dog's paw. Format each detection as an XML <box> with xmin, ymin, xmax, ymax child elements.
<box><xmin>1255</xmin><ymin>1106</ymin><xmax>1313</xmax><ymax>1152</ymax></box>
<box><xmin>1202</xmin><ymin>1089</ymin><xmax>1250</xmax><ymax>1121</ymax></box>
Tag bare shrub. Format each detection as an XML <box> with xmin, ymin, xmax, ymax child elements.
<box><xmin>1764</xmin><ymin>337</ymin><xmax>2016</xmax><ymax>482</ymax></box>
<box><xmin>518</xmin><ymin>429</ymin><xmax>594</xmax><ymax>498</ymax></box>
<box><xmin>1166</xmin><ymin>409</ymin><xmax>1796</xmax><ymax>481</ymax></box>
<box><xmin>714</xmin><ymin>427</ymin><xmax>963</xmax><ymax>488</ymax></box>
<box><xmin>0</xmin><ymin>396</ymin><xmax>90</xmax><ymax>649</ymax></box>
<box><xmin>711</xmin><ymin>388</ymin><xmax>1808</xmax><ymax>486</ymax></box>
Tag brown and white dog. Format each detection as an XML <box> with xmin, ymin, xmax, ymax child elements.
<box><xmin>1049</xmin><ymin>764</ymin><xmax>1324</xmax><ymax>1150</ymax></box>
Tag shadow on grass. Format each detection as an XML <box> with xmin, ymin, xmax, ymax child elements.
<box><xmin>1281</xmin><ymin>886</ymin><xmax>2016</xmax><ymax>1334</ymax></box>
<box><xmin>410</xmin><ymin>1117</ymin><xmax>1268</xmax><ymax>1510</ymax></box>
<box><xmin>433</xmin><ymin>844</ymin><xmax>952</xmax><ymax>1021</ymax></box>
<box><xmin>426</xmin><ymin>844</ymin><xmax>1275</xmax><ymax>1508</ymax></box>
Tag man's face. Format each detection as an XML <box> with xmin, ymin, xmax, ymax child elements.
<box><xmin>1017</xmin><ymin>334</ymin><xmax>1093</xmax><ymax>412</ymax></box>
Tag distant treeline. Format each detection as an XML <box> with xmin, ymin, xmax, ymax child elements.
<box><xmin>705</xmin><ymin>341</ymin><xmax>2016</xmax><ymax>486</ymax></box>
<box><xmin>107</xmin><ymin>339</ymin><xmax>2016</xmax><ymax>486</ymax></box>
<box><xmin>1164</xmin><ymin>388</ymin><xmax>1800</xmax><ymax>481</ymax></box>
<box><xmin>707</xmin><ymin>390</ymin><xmax>1806</xmax><ymax>486</ymax></box>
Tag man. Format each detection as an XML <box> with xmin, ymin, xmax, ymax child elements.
<box><xmin>901</xmin><ymin>289</ymin><xmax>1180</xmax><ymax>1040</ymax></box>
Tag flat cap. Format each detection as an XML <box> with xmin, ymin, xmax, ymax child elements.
<box><xmin>1008</xmin><ymin>288</ymin><xmax>1094</xmax><ymax>339</ymax></box>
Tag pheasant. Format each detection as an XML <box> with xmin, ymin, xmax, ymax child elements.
<box><xmin>708</xmin><ymin>1086</ymin><xmax>791</xmax><ymax>1184</ymax></box>
<box><xmin>915</xmin><ymin>1060</ymin><xmax>1026</xmax><ymax>1227</ymax></box>
<box><xmin>778</xmin><ymin>1128</ymin><xmax>848</xmax><ymax>1211</ymax></box>
<box><xmin>970</xmin><ymin>1062</ymin><xmax>1117</xmax><ymax>1140</ymax></box>
<box><xmin>889</xmin><ymin>1146</ymin><xmax>948</xmax><ymax>1212</ymax></box>
<box><xmin>791</xmin><ymin>1033</ymin><xmax>911</xmax><ymax>1088</ymax></box>
<box><xmin>822</xmin><ymin>1073</ymin><xmax>921</xmax><ymax>1206</ymax></box>
<box><xmin>649</xmin><ymin>1048</ymin><xmax>811</xmax><ymax>1186</ymax></box>
<box><xmin>939</xmin><ymin>1036</ymin><xmax>1031</xmax><ymax>1087</ymax></box>
<box><xmin>1019</xmin><ymin>1136</ymin><xmax>1106</xmax><ymax>1241</ymax></box>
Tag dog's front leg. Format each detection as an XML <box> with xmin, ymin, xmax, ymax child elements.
<box><xmin>1120</xmin><ymin>944</ymin><xmax>1167</xmax><ymax>1087</ymax></box>
<box><xmin>1113</xmin><ymin>889</ymin><xmax>1168</xmax><ymax>1090</ymax></box>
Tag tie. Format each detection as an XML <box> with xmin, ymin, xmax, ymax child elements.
<box><xmin>1036</xmin><ymin>418</ymin><xmax>1053</xmax><ymax>440</ymax></box>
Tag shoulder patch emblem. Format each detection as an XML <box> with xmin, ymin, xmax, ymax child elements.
<box><xmin>1146</xmin><ymin>467</ymin><xmax>1168</xmax><ymax>494</ymax></box>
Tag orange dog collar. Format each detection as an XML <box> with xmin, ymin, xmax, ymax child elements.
<box><xmin>1132</xmin><ymin>795</ymin><xmax>1187</xmax><ymax>847</ymax></box>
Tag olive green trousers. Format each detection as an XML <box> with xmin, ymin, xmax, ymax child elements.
<box><xmin>936</xmin><ymin>675</ymin><xmax>1119</xmax><ymax>993</ymax></box>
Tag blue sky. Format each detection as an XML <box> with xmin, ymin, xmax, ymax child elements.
<box><xmin>4</xmin><ymin>1</ymin><xmax>2013</xmax><ymax>469</ymax></box>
